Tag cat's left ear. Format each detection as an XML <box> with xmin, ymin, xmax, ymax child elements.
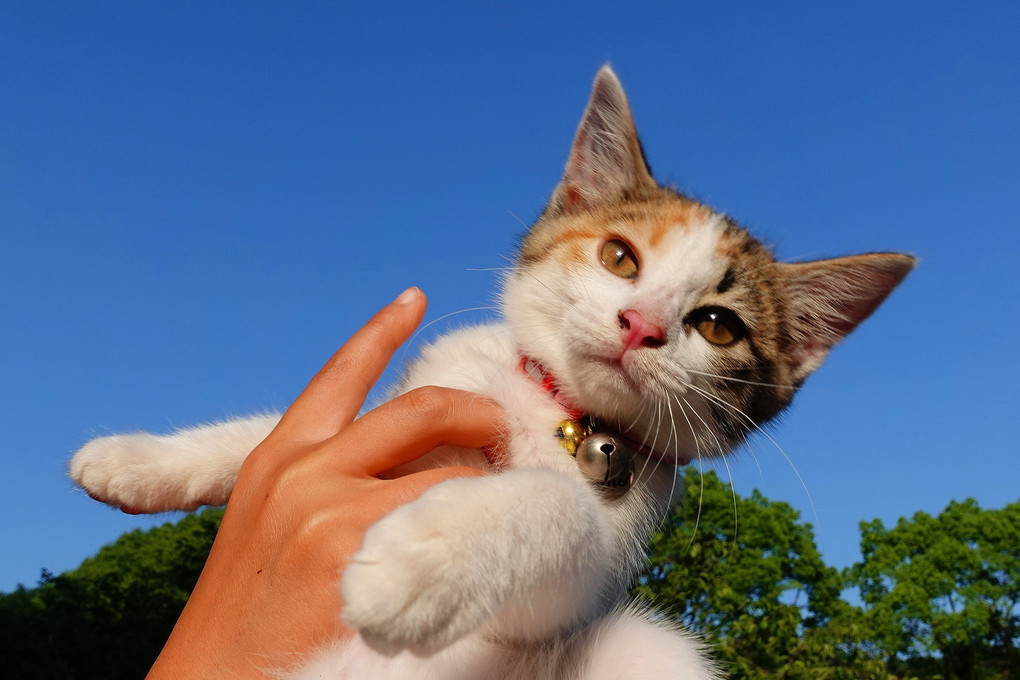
<box><xmin>776</xmin><ymin>252</ymin><xmax>916</xmax><ymax>384</ymax></box>
<box><xmin>549</xmin><ymin>66</ymin><xmax>658</xmax><ymax>214</ymax></box>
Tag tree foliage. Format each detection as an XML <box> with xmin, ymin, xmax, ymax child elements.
<box><xmin>3</xmin><ymin>478</ymin><xmax>1017</xmax><ymax>679</ymax></box>
<box><xmin>633</xmin><ymin>468</ymin><xmax>893</xmax><ymax>679</ymax></box>
<box><xmin>0</xmin><ymin>508</ymin><xmax>222</xmax><ymax>680</ymax></box>
<box><xmin>847</xmin><ymin>498</ymin><xmax>1020</xmax><ymax>680</ymax></box>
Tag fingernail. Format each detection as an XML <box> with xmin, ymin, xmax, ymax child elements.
<box><xmin>393</xmin><ymin>286</ymin><xmax>421</xmax><ymax>305</ymax></box>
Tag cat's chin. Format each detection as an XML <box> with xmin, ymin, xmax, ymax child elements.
<box><xmin>560</xmin><ymin>361</ymin><xmax>690</xmax><ymax>468</ymax></box>
<box><xmin>571</xmin><ymin>354</ymin><xmax>653</xmax><ymax>409</ymax></box>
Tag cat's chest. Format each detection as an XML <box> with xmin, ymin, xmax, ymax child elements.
<box><xmin>390</xmin><ymin>322</ymin><xmax>584</xmax><ymax>478</ymax></box>
<box><xmin>400</xmin><ymin>323</ymin><xmax>520</xmax><ymax>393</ymax></box>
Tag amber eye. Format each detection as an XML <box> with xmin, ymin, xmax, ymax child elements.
<box><xmin>600</xmin><ymin>239</ymin><xmax>639</xmax><ymax>279</ymax></box>
<box><xmin>687</xmin><ymin>307</ymin><xmax>746</xmax><ymax>346</ymax></box>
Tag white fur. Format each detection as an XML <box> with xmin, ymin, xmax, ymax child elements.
<box><xmin>70</xmin><ymin>317</ymin><xmax>723</xmax><ymax>678</ymax></box>
<box><xmin>277</xmin><ymin>607</ymin><xmax>717</xmax><ymax>680</ymax></box>
<box><xmin>67</xmin><ymin>63</ymin><xmax>911</xmax><ymax>677</ymax></box>
<box><xmin>68</xmin><ymin>214</ymin><xmax>737</xmax><ymax>677</ymax></box>
<box><xmin>70</xmin><ymin>414</ymin><xmax>279</xmax><ymax>512</ymax></box>
<box><xmin>69</xmin><ymin>66</ymin><xmax>731</xmax><ymax>678</ymax></box>
<box><xmin>503</xmin><ymin>212</ymin><xmax>730</xmax><ymax>459</ymax></box>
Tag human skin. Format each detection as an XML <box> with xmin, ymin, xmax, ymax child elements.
<box><xmin>146</xmin><ymin>287</ymin><xmax>505</xmax><ymax>679</ymax></box>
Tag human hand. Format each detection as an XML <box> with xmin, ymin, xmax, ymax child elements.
<box><xmin>147</xmin><ymin>287</ymin><xmax>504</xmax><ymax>679</ymax></box>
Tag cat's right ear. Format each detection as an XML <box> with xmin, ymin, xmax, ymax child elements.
<box><xmin>548</xmin><ymin>66</ymin><xmax>657</xmax><ymax>215</ymax></box>
<box><xmin>776</xmin><ymin>252</ymin><xmax>916</xmax><ymax>384</ymax></box>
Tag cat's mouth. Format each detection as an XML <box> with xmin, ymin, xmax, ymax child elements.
<box><xmin>578</xmin><ymin>354</ymin><xmax>646</xmax><ymax>396</ymax></box>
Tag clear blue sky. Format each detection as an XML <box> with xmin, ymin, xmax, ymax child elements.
<box><xmin>2</xmin><ymin>2</ymin><xmax>1017</xmax><ymax>592</ymax></box>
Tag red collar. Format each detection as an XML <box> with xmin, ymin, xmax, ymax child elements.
<box><xmin>518</xmin><ymin>356</ymin><xmax>586</xmax><ymax>420</ymax></box>
<box><xmin>518</xmin><ymin>355</ymin><xmax>689</xmax><ymax>467</ymax></box>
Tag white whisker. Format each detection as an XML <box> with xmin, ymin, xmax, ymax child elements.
<box><xmin>507</xmin><ymin>211</ymin><xmax>529</xmax><ymax>229</ymax></box>
<box><xmin>672</xmin><ymin>395</ymin><xmax>705</xmax><ymax>556</ymax></box>
<box><xmin>684</xmin><ymin>379</ymin><xmax>817</xmax><ymax>524</ymax></box>
<box><xmin>720</xmin><ymin>451</ymin><xmax>739</xmax><ymax>543</ymax></box>
<box><xmin>681</xmin><ymin>366</ymin><xmax>799</xmax><ymax>390</ymax></box>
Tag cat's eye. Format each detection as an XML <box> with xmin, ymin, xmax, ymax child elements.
<box><xmin>687</xmin><ymin>307</ymin><xmax>746</xmax><ymax>346</ymax></box>
<box><xmin>600</xmin><ymin>239</ymin><xmax>639</xmax><ymax>279</ymax></box>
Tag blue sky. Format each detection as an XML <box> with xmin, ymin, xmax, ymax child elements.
<box><xmin>2</xmin><ymin>2</ymin><xmax>1017</xmax><ymax>592</ymax></box>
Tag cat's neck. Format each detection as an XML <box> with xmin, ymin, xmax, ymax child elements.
<box><xmin>517</xmin><ymin>356</ymin><xmax>585</xmax><ymax>420</ymax></box>
<box><xmin>517</xmin><ymin>355</ymin><xmax>691</xmax><ymax>467</ymax></box>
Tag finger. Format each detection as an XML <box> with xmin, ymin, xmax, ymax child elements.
<box><xmin>325</xmin><ymin>466</ymin><xmax>487</xmax><ymax>532</ymax></box>
<box><xmin>277</xmin><ymin>287</ymin><xmax>427</xmax><ymax>443</ymax></box>
<box><xmin>328</xmin><ymin>387</ymin><xmax>506</xmax><ymax>476</ymax></box>
<box><xmin>396</xmin><ymin>465</ymin><xmax>487</xmax><ymax>492</ymax></box>
<box><xmin>377</xmin><ymin>465</ymin><xmax>487</xmax><ymax>507</ymax></box>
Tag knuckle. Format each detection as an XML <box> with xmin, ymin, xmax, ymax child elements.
<box><xmin>262</xmin><ymin>454</ymin><xmax>317</xmax><ymax>505</ymax></box>
<box><xmin>240</xmin><ymin>435</ymin><xmax>299</xmax><ymax>483</ymax></box>
<box><xmin>325</xmin><ymin>314</ymin><xmax>399</xmax><ymax>376</ymax></box>
<box><xmin>292</xmin><ymin>506</ymin><xmax>343</xmax><ymax>549</ymax></box>
<box><xmin>402</xmin><ymin>386</ymin><xmax>457</xmax><ymax>427</ymax></box>
<box><xmin>240</xmin><ymin>439</ymin><xmax>275</xmax><ymax>473</ymax></box>
<box><xmin>322</xmin><ymin>351</ymin><xmax>360</xmax><ymax>384</ymax></box>
<box><xmin>234</xmin><ymin>449</ymin><xmax>275</xmax><ymax>493</ymax></box>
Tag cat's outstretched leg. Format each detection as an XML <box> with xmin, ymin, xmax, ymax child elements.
<box><xmin>342</xmin><ymin>466</ymin><xmax>616</xmax><ymax>657</ymax></box>
<box><xmin>70</xmin><ymin>414</ymin><xmax>279</xmax><ymax>512</ymax></box>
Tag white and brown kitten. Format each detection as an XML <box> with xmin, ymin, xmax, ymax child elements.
<box><xmin>71</xmin><ymin>66</ymin><xmax>913</xmax><ymax>679</ymax></box>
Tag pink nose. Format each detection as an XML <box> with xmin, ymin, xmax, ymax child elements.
<box><xmin>619</xmin><ymin>310</ymin><xmax>666</xmax><ymax>354</ymax></box>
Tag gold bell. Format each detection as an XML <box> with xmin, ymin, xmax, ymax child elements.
<box><xmin>556</xmin><ymin>418</ymin><xmax>590</xmax><ymax>455</ymax></box>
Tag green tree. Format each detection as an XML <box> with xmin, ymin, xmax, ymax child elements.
<box><xmin>0</xmin><ymin>508</ymin><xmax>222</xmax><ymax>680</ymax></box>
<box><xmin>847</xmin><ymin>498</ymin><xmax>1020</xmax><ymax>680</ymax></box>
<box><xmin>14</xmin><ymin>478</ymin><xmax>1015</xmax><ymax>679</ymax></box>
<box><xmin>634</xmin><ymin>468</ymin><xmax>894</xmax><ymax>679</ymax></box>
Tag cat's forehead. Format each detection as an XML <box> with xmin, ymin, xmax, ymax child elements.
<box><xmin>522</xmin><ymin>194</ymin><xmax>773</xmax><ymax>279</ymax></box>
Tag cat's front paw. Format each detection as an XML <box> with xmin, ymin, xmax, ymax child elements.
<box><xmin>70</xmin><ymin>433</ymin><xmax>219</xmax><ymax>513</ymax></box>
<box><xmin>71</xmin><ymin>434</ymin><xmax>161</xmax><ymax>512</ymax></box>
<box><xmin>341</xmin><ymin>479</ymin><xmax>498</xmax><ymax>656</ymax></box>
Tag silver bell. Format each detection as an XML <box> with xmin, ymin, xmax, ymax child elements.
<box><xmin>575</xmin><ymin>432</ymin><xmax>634</xmax><ymax>495</ymax></box>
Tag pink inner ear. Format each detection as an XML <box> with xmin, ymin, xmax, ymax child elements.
<box><xmin>787</xmin><ymin>337</ymin><xmax>827</xmax><ymax>370</ymax></box>
<box><xmin>780</xmin><ymin>253</ymin><xmax>915</xmax><ymax>381</ymax></box>
<box><xmin>550</xmin><ymin>67</ymin><xmax>656</xmax><ymax>214</ymax></box>
<box><xmin>826</xmin><ymin>268</ymin><xmax>906</xmax><ymax>337</ymax></box>
<box><xmin>565</xmin><ymin>186</ymin><xmax>584</xmax><ymax>211</ymax></box>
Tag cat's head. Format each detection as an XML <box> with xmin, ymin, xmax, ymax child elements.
<box><xmin>503</xmin><ymin>66</ymin><xmax>914</xmax><ymax>464</ymax></box>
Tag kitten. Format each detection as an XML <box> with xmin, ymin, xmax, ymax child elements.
<box><xmin>71</xmin><ymin>66</ymin><xmax>913</xmax><ymax>679</ymax></box>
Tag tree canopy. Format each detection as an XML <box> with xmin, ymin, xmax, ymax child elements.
<box><xmin>0</xmin><ymin>509</ymin><xmax>222</xmax><ymax>680</ymax></box>
<box><xmin>846</xmin><ymin>498</ymin><xmax>1020</xmax><ymax>680</ymax></box>
<box><xmin>2</xmin><ymin>476</ymin><xmax>1017</xmax><ymax>679</ymax></box>
<box><xmin>633</xmin><ymin>468</ymin><xmax>891</xmax><ymax>679</ymax></box>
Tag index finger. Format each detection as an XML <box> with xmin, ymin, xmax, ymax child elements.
<box><xmin>276</xmin><ymin>287</ymin><xmax>427</xmax><ymax>444</ymax></box>
<box><xmin>329</xmin><ymin>387</ymin><xmax>506</xmax><ymax>477</ymax></box>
